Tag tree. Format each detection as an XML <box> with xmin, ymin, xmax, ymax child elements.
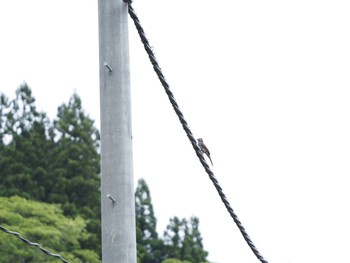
<box><xmin>163</xmin><ymin>217</ymin><xmax>185</xmax><ymax>260</ymax></box>
<box><xmin>0</xmin><ymin>85</ymin><xmax>209</xmax><ymax>262</ymax></box>
<box><xmin>135</xmin><ymin>178</ymin><xmax>164</xmax><ymax>263</ymax></box>
<box><xmin>0</xmin><ymin>84</ymin><xmax>52</xmax><ymax>200</ymax></box>
<box><xmin>181</xmin><ymin>217</ymin><xmax>208</xmax><ymax>262</ymax></box>
<box><xmin>48</xmin><ymin>93</ymin><xmax>100</xmax><ymax>212</ymax></box>
<box><xmin>0</xmin><ymin>92</ymin><xmax>11</xmax><ymax>144</ymax></box>
<box><xmin>135</xmin><ymin>179</ymin><xmax>209</xmax><ymax>263</ymax></box>
<box><xmin>161</xmin><ymin>259</ymin><xmax>191</xmax><ymax>263</ymax></box>
<box><xmin>163</xmin><ymin>217</ymin><xmax>208</xmax><ymax>263</ymax></box>
<box><xmin>0</xmin><ymin>86</ymin><xmax>101</xmax><ymax>255</ymax></box>
<box><xmin>49</xmin><ymin>93</ymin><xmax>101</xmax><ymax>252</ymax></box>
<box><xmin>0</xmin><ymin>196</ymin><xmax>100</xmax><ymax>263</ymax></box>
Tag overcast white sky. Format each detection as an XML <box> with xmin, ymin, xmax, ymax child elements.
<box><xmin>1</xmin><ymin>1</ymin><xmax>350</xmax><ymax>262</ymax></box>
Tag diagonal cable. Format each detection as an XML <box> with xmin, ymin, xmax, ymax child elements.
<box><xmin>126</xmin><ymin>2</ymin><xmax>269</xmax><ymax>263</ymax></box>
<box><xmin>0</xmin><ymin>225</ymin><xmax>69</xmax><ymax>263</ymax></box>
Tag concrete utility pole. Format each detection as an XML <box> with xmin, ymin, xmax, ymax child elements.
<box><xmin>98</xmin><ymin>0</ymin><xmax>136</xmax><ymax>262</ymax></box>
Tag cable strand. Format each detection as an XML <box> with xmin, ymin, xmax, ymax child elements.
<box><xmin>0</xmin><ymin>225</ymin><xmax>70</xmax><ymax>263</ymax></box>
<box><xmin>127</xmin><ymin>4</ymin><xmax>268</xmax><ymax>263</ymax></box>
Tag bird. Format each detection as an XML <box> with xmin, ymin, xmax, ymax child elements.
<box><xmin>197</xmin><ymin>138</ymin><xmax>213</xmax><ymax>165</ymax></box>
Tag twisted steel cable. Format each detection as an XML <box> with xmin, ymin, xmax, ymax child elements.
<box><xmin>126</xmin><ymin>3</ymin><xmax>268</xmax><ymax>263</ymax></box>
<box><xmin>0</xmin><ymin>225</ymin><xmax>69</xmax><ymax>263</ymax></box>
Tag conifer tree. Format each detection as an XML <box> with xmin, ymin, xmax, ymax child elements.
<box><xmin>0</xmin><ymin>86</ymin><xmax>101</xmax><ymax>255</ymax></box>
<box><xmin>135</xmin><ymin>178</ymin><xmax>209</xmax><ymax>263</ymax></box>
<box><xmin>182</xmin><ymin>217</ymin><xmax>208</xmax><ymax>262</ymax></box>
<box><xmin>0</xmin><ymin>84</ymin><xmax>52</xmax><ymax>200</ymax></box>
<box><xmin>48</xmin><ymin>93</ymin><xmax>100</xmax><ymax>212</ymax></box>
<box><xmin>1</xmin><ymin>85</ymin><xmax>209</xmax><ymax>262</ymax></box>
<box><xmin>135</xmin><ymin>178</ymin><xmax>164</xmax><ymax>263</ymax></box>
<box><xmin>49</xmin><ymin>93</ymin><xmax>101</xmax><ymax>252</ymax></box>
<box><xmin>163</xmin><ymin>216</ymin><xmax>208</xmax><ymax>262</ymax></box>
<box><xmin>163</xmin><ymin>217</ymin><xmax>185</xmax><ymax>260</ymax></box>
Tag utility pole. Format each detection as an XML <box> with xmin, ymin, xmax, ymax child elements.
<box><xmin>98</xmin><ymin>0</ymin><xmax>136</xmax><ymax>262</ymax></box>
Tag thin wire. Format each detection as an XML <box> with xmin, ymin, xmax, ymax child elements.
<box><xmin>0</xmin><ymin>225</ymin><xmax>70</xmax><ymax>263</ymax></box>
<box><xmin>127</xmin><ymin>4</ymin><xmax>269</xmax><ymax>263</ymax></box>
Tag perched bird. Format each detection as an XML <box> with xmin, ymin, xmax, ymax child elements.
<box><xmin>197</xmin><ymin>138</ymin><xmax>213</xmax><ymax>165</ymax></box>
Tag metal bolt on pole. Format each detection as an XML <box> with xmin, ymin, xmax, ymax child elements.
<box><xmin>98</xmin><ymin>0</ymin><xmax>136</xmax><ymax>262</ymax></box>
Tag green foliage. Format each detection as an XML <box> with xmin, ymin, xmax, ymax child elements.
<box><xmin>0</xmin><ymin>84</ymin><xmax>52</xmax><ymax>200</ymax></box>
<box><xmin>163</xmin><ymin>217</ymin><xmax>185</xmax><ymax>259</ymax></box>
<box><xmin>182</xmin><ymin>217</ymin><xmax>208</xmax><ymax>262</ymax></box>
<box><xmin>49</xmin><ymin>93</ymin><xmax>101</xmax><ymax>251</ymax></box>
<box><xmin>136</xmin><ymin>179</ymin><xmax>209</xmax><ymax>263</ymax></box>
<box><xmin>136</xmin><ymin>179</ymin><xmax>164</xmax><ymax>263</ymax></box>
<box><xmin>0</xmin><ymin>84</ymin><xmax>209</xmax><ymax>263</ymax></box>
<box><xmin>162</xmin><ymin>216</ymin><xmax>208</xmax><ymax>262</ymax></box>
<box><xmin>0</xmin><ymin>196</ymin><xmax>100</xmax><ymax>263</ymax></box>
<box><xmin>161</xmin><ymin>259</ymin><xmax>191</xmax><ymax>263</ymax></box>
<box><xmin>49</xmin><ymin>93</ymin><xmax>100</xmax><ymax>211</ymax></box>
<box><xmin>0</xmin><ymin>84</ymin><xmax>101</xmax><ymax>256</ymax></box>
<box><xmin>0</xmin><ymin>92</ymin><xmax>11</xmax><ymax>143</ymax></box>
